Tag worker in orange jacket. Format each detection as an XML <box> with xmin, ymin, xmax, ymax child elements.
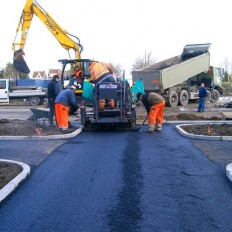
<box><xmin>89</xmin><ymin>61</ymin><xmax>116</xmax><ymax>110</ymax></box>
<box><xmin>137</xmin><ymin>92</ymin><xmax>165</xmax><ymax>132</ymax></box>
<box><xmin>68</xmin><ymin>66</ymin><xmax>84</xmax><ymax>87</ymax></box>
<box><xmin>74</xmin><ymin>66</ymin><xmax>84</xmax><ymax>82</ymax></box>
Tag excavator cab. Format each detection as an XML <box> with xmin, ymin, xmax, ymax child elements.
<box><xmin>59</xmin><ymin>59</ymin><xmax>92</xmax><ymax>98</ymax></box>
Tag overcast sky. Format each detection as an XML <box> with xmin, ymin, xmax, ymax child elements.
<box><xmin>1</xmin><ymin>0</ymin><xmax>231</xmax><ymax>77</ymax></box>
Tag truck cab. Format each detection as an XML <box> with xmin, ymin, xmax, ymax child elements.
<box><xmin>0</xmin><ymin>79</ymin><xmax>10</xmax><ymax>104</ymax></box>
<box><xmin>0</xmin><ymin>79</ymin><xmax>47</xmax><ymax>105</ymax></box>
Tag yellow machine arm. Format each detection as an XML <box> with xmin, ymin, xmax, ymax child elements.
<box><xmin>12</xmin><ymin>0</ymin><xmax>83</xmax><ymax>73</ymax></box>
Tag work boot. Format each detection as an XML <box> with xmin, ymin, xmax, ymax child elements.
<box><xmin>155</xmin><ymin>124</ymin><xmax>162</xmax><ymax>131</ymax></box>
<box><xmin>146</xmin><ymin>125</ymin><xmax>154</xmax><ymax>133</ymax></box>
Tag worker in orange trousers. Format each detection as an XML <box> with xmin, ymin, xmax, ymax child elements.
<box><xmin>137</xmin><ymin>92</ymin><xmax>165</xmax><ymax>132</ymax></box>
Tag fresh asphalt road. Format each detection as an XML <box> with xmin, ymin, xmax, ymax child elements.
<box><xmin>1</xmin><ymin>124</ymin><xmax>232</xmax><ymax>231</ymax></box>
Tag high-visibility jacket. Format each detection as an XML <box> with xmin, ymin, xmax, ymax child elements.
<box><xmin>89</xmin><ymin>62</ymin><xmax>113</xmax><ymax>82</ymax></box>
<box><xmin>75</xmin><ymin>70</ymin><xmax>83</xmax><ymax>79</ymax></box>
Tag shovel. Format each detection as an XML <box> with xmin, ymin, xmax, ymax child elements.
<box><xmin>132</xmin><ymin>117</ymin><xmax>147</xmax><ymax>131</ymax></box>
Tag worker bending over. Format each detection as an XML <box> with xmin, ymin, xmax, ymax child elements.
<box><xmin>89</xmin><ymin>61</ymin><xmax>115</xmax><ymax>110</ymax></box>
<box><xmin>55</xmin><ymin>86</ymin><xmax>79</xmax><ymax>132</ymax></box>
<box><xmin>137</xmin><ymin>92</ymin><xmax>165</xmax><ymax>132</ymax></box>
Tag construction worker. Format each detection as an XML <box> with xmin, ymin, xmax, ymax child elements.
<box><xmin>68</xmin><ymin>66</ymin><xmax>84</xmax><ymax>87</ymax></box>
<box><xmin>197</xmin><ymin>82</ymin><xmax>207</xmax><ymax>112</ymax></box>
<box><xmin>89</xmin><ymin>61</ymin><xmax>116</xmax><ymax>110</ymax></box>
<box><xmin>55</xmin><ymin>86</ymin><xmax>79</xmax><ymax>132</ymax></box>
<box><xmin>137</xmin><ymin>92</ymin><xmax>165</xmax><ymax>132</ymax></box>
<box><xmin>47</xmin><ymin>74</ymin><xmax>61</xmax><ymax>126</ymax></box>
<box><xmin>75</xmin><ymin>66</ymin><xmax>84</xmax><ymax>82</ymax></box>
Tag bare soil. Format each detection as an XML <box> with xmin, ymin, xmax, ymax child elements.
<box><xmin>0</xmin><ymin>162</ymin><xmax>22</xmax><ymax>189</ymax></box>
<box><xmin>0</xmin><ymin>102</ymin><xmax>230</xmax><ymax>136</ymax></box>
<box><xmin>181</xmin><ymin>124</ymin><xmax>232</xmax><ymax>136</ymax></box>
<box><xmin>0</xmin><ymin>119</ymin><xmax>75</xmax><ymax>136</ymax></box>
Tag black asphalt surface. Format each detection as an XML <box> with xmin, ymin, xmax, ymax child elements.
<box><xmin>0</xmin><ymin>124</ymin><xmax>232</xmax><ymax>231</ymax></box>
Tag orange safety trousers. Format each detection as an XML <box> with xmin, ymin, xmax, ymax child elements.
<box><xmin>148</xmin><ymin>101</ymin><xmax>165</xmax><ymax>126</ymax></box>
<box><xmin>99</xmin><ymin>99</ymin><xmax>115</xmax><ymax>110</ymax></box>
<box><xmin>55</xmin><ymin>103</ymin><xmax>69</xmax><ymax>129</ymax></box>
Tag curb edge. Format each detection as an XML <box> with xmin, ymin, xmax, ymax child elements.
<box><xmin>0</xmin><ymin>159</ymin><xmax>31</xmax><ymax>203</ymax></box>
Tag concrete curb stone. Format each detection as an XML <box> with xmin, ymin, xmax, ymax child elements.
<box><xmin>226</xmin><ymin>163</ymin><xmax>232</xmax><ymax>183</ymax></box>
<box><xmin>0</xmin><ymin>126</ymin><xmax>83</xmax><ymax>203</ymax></box>
<box><xmin>0</xmin><ymin>159</ymin><xmax>30</xmax><ymax>203</ymax></box>
<box><xmin>174</xmin><ymin>120</ymin><xmax>232</xmax><ymax>184</ymax></box>
<box><xmin>175</xmin><ymin>121</ymin><xmax>232</xmax><ymax>141</ymax></box>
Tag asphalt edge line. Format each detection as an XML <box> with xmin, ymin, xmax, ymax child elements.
<box><xmin>0</xmin><ymin>126</ymin><xmax>83</xmax><ymax>140</ymax></box>
<box><xmin>0</xmin><ymin>159</ymin><xmax>30</xmax><ymax>203</ymax></box>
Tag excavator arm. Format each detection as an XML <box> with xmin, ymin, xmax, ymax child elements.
<box><xmin>12</xmin><ymin>0</ymin><xmax>83</xmax><ymax>73</ymax></box>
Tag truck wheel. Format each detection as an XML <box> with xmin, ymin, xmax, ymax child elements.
<box><xmin>205</xmin><ymin>90</ymin><xmax>211</xmax><ymax>102</ymax></box>
<box><xmin>28</xmin><ymin>97</ymin><xmax>40</xmax><ymax>106</ymax></box>
<box><xmin>179</xmin><ymin>90</ymin><xmax>189</xmax><ymax>106</ymax></box>
<box><xmin>211</xmin><ymin>89</ymin><xmax>220</xmax><ymax>103</ymax></box>
<box><xmin>39</xmin><ymin>98</ymin><xmax>45</xmax><ymax>105</ymax></box>
<box><xmin>167</xmin><ymin>91</ymin><xmax>179</xmax><ymax>107</ymax></box>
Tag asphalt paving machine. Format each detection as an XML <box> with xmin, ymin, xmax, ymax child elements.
<box><xmin>80</xmin><ymin>73</ymin><xmax>144</xmax><ymax>130</ymax></box>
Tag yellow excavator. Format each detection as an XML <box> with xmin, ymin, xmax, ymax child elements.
<box><xmin>12</xmin><ymin>0</ymin><xmax>83</xmax><ymax>75</ymax></box>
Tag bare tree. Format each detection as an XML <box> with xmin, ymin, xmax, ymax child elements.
<box><xmin>131</xmin><ymin>51</ymin><xmax>157</xmax><ymax>72</ymax></box>
<box><xmin>0</xmin><ymin>69</ymin><xmax>4</xmax><ymax>78</ymax></box>
<box><xmin>3</xmin><ymin>62</ymin><xmax>28</xmax><ymax>79</ymax></box>
<box><xmin>3</xmin><ymin>62</ymin><xmax>18</xmax><ymax>79</ymax></box>
<box><xmin>108</xmin><ymin>62</ymin><xmax>122</xmax><ymax>75</ymax></box>
<box><xmin>219</xmin><ymin>57</ymin><xmax>232</xmax><ymax>82</ymax></box>
<box><xmin>223</xmin><ymin>57</ymin><xmax>231</xmax><ymax>73</ymax></box>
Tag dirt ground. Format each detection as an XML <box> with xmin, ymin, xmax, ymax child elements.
<box><xmin>181</xmin><ymin>124</ymin><xmax>232</xmax><ymax>136</ymax></box>
<box><xmin>0</xmin><ymin>101</ymin><xmax>231</xmax><ymax>137</ymax></box>
<box><xmin>0</xmin><ymin>119</ymin><xmax>76</xmax><ymax>136</ymax></box>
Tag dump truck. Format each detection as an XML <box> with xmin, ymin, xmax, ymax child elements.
<box><xmin>132</xmin><ymin>43</ymin><xmax>223</xmax><ymax>107</ymax></box>
<box><xmin>0</xmin><ymin>79</ymin><xmax>46</xmax><ymax>105</ymax></box>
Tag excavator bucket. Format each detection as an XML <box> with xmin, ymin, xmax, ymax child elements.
<box><xmin>13</xmin><ymin>49</ymin><xmax>30</xmax><ymax>74</ymax></box>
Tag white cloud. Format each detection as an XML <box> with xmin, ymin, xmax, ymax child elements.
<box><xmin>1</xmin><ymin>0</ymin><xmax>231</xmax><ymax>77</ymax></box>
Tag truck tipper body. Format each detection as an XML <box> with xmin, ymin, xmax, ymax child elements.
<box><xmin>132</xmin><ymin>43</ymin><xmax>223</xmax><ymax>107</ymax></box>
<box><xmin>0</xmin><ymin>79</ymin><xmax>47</xmax><ymax>106</ymax></box>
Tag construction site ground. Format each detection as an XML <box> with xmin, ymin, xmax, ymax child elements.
<box><xmin>0</xmin><ymin>95</ymin><xmax>232</xmax><ymax>191</ymax></box>
<box><xmin>0</xmin><ymin>96</ymin><xmax>232</xmax><ymax>137</ymax></box>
